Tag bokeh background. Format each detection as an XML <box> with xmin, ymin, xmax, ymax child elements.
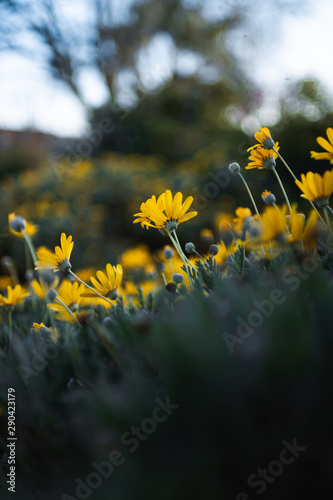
<box><xmin>1</xmin><ymin>0</ymin><xmax>333</xmax><ymax>269</ymax></box>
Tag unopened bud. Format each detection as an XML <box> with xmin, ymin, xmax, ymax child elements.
<box><xmin>185</xmin><ymin>242</ymin><xmax>196</xmax><ymax>254</ymax></box>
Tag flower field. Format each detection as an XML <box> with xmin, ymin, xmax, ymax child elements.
<box><xmin>1</xmin><ymin>127</ymin><xmax>333</xmax><ymax>499</ymax></box>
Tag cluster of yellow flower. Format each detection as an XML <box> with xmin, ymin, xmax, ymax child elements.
<box><xmin>1</xmin><ymin>126</ymin><xmax>333</xmax><ymax>341</ymax></box>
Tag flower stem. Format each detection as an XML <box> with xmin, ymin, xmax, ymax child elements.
<box><xmin>166</xmin><ymin>230</ymin><xmax>194</xmax><ymax>288</ymax></box>
<box><xmin>69</xmin><ymin>270</ymin><xmax>115</xmax><ymax>307</ymax></box>
<box><xmin>238</xmin><ymin>173</ymin><xmax>261</xmax><ymax>219</ymax></box>
<box><xmin>272</xmin><ymin>168</ymin><xmax>292</xmax><ymax>213</ymax></box>
<box><xmin>324</xmin><ymin>207</ymin><xmax>333</xmax><ymax>235</ymax></box>
<box><xmin>53</xmin><ymin>298</ymin><xmax>81</xmax><ymax>326</ymax></box>
<box><xmin>273</xmin><ymin>148</ymin><xmax>327</xmax><ymax>224</ymax></box>
<box><xmin>23</xmin><ymin>232</ymin><xmax>38</xmax><ymax>265</ymax></box>
<box><xmin>273</xmin><ymin>148</ymin><xmax>297</xmax><ymax>180</ymax></box>
<box><xmin>172</xmin><ymin>231</ymin><xmax>196</xmax><ymax>270</ymax></box>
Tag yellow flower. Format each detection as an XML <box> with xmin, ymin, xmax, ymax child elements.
<box><xmin>260</xmin><ymin>205</ymin><xmax>288</xmax><ymax>243</ymax></box>
<box><xmin>35</xmin><ymin>233</ymin><xmax>74</xmax><ymax>272</ymax></box>
<box><xmin>0</xmin><ymin>276</ymin><xmax>13</xmax><ymax>291</ymax></box>
<box><xmin>82</xmin><ymin>265</ymin><xmax>123</xmax><ymax>301</ymax></box>
<box><xmin>288</xmin><ymin>208</ymin><xmax>318</xmax><ymax>248</ymax></box>
<box><xmin>31</xmin><ymin>276</ymin><xmax>59</xmax><ymax>299</ymax></box>
<box><xmin>0</xmin><ymin>285</ymin><xmax>29</xmax><ymax>307</ymax></box>
<box><xmin>214</xmin><ymin>212</ymin><xmax>233</xmax><ymax>232</ymax></box>
<box><xmin>310</xmin><ymin>128</ymin><xmax>333</xmax><ymax>163</ymax></box>
<box><xmin>134</xmin><ymin>190</ymin><xmax>197</xmax><ymax>231</ymax></box>
<box><xmin>233</xmin><ymin>207</ymin><xmax>254</xmax><ymax>231</ymax></box>
<box><xmin>213</xmin><ymin>241</ymin><xmax>238</xmax><ymax>265</ymax></box>
<box><xmin>31</xmin><ymin>322</ymin><xmax>59</xmax><ymax>341</ymax></box>
<box><xmin>48</xmin><ymin>280</ymin><xmax>85</xmax><ymax>323</ymax></box>
<box><xmin>200</xmin><ymin>228</ymin><xmax>214</xmax><ymax>240</ymax></box>
<box><xmin>8</xmin><ymin>213</ymin><xmax>39</xmax><ymax>238</ymax></box>
<box><xmin>246</xmin><ymin>145</ymin><xmax>279</xmax><ymax>170</ymax></box>
<box><xmin>295</xmin><ymin>170</ymin><xmax>333</xmax><ymax>207</ymax></box>
<box><xmin>119</xmin><ymin>245</ymin><xmax>152</xmax><ymax>268</ymax></box>
<box><xmin>133</xmin><ymin>194</ymin><xmax>164</xmax><ymax>229</ymax></box>
<box><xmin>248</xmin><ymin>127</ymin><xmax>277</xmax><ymax>151</ymax></box>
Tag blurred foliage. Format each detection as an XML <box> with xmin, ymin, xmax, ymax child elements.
<box><xmin>1</xmin><ymin>248</ymin><xmax>333</xmax><ymax>499</ymax></box>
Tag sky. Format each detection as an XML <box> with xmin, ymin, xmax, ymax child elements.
<box><xmin>0</xmin><ymin>0</ymin><xmax>332</xmax><ymax>138</ymax></box>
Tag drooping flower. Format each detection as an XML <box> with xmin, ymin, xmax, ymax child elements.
<box><xmin>0</xmin><ymin>285</ymin><xmax>29</xmax><ymax>307</ymax></box>
<box><xmin>248</xmin><ymin>127</ymin><xmax>276</xmax><ymax>151</ymax></box>
<box><xmin>295</xmin><ymin>170</ymin><xmax>333</xmax><ymax>207</ymax></box>
<box><xmin>82</xmin><ymin>264</ymin><xmax>123</xmax><ymax>301</ymax></box>
<box><xmin>31</xmin><ymin>322</ymin><xmax>59</xmax><ymax>341</ymax></box>
<box><xmin>261</xmin><ymin>190</ymin><xmax>276</xmax><ymax>206</ymax></box>
<box><xmin>134</xmin><ymin>190</ymin><xmax>197</xmax><ymax>231</ymax></box>
<box><xmin>310</xmin><ymin>128</ymin><xmax>333</xmax><ymax>163</ymax></box>
<box><xmin>246</xmin><ymin>145</ymin><xmax>279</xmax><ymax>171</ymax></box>
<box><xmin>35</xmin><ymin>233</ymin><xmax>74</xmax><ymax>272</ymax></box>
<box><xmin>8</xmin><ymin>213</ymin><xmax>39</xmax><ymax>238</ymax></box>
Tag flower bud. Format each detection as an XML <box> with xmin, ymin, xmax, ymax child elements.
<box><xmin>9</xmin><ymin>215</ymin><xmax>26</xmax><ymax>233</ymax></box>
<box><xmin>46</xmin><ymin>288</ymin><xmax>58</xmax><ymax>302</ymax></box>
<box><xmin>262</xmin><ymin>191</ymin><xmax>276</xmax><ymax>205</ymax></box>
<box><xmin>172</xmin><ymin>273</ymin><xmax>184</xmax><ymax>284</ymax></box>
<box><xmin>228</xmin><ymin>162</ymin><xmax>241</xmax><ymax>174</ymax></box>
<box><xmin>209</xmin><ymin>244</ymin><xmax>219</xmax><ymax>256</ymax></box>
<box><xmin>103</xmin><ymin>316</ymin><xmax>113</xmax><ymax>328</ymax></box>
<box><xmin>166</xmin><ymin>220</ymin><xmax>178</xmax><ymax>232</ymax></box>
<box><xmin>185</xmin><ymin>242</ymin><xmax>196</xmax><ymax>254</ymax></box>
<box><xmin>163</xmin><ymin>247</ymin><xmax>174</xmax><ymax>259</ymax></box>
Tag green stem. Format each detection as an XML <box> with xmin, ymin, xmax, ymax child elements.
<box><xmin>309</xmin><ymin>201</ymin><xmax>327</xmax><ymax>226</ymax></box>
<box><xmin>238</xmin><ymin>173</ymin><xmax>261</xmax><ymax>219</ymax></box>
<box><xmin>324</xmin><ymin>207</ymin><xmax>333</xmax><ymax>234</ymax></box>
<box><xmin>8</xmin><ymin>308</ymin><xmax>13</xmax><ymax>353</ymax></box>
<box><xmin>54</xmin><ymin>298</ymin><xmax>81</xmax><ymax>326</ymax></box>
<box><xmin>23</xmin><ymin>232</ymin><xmax>38</xmax><ymax>264</ymax></box>
<box><xmin>168</xmin><ymin>258</ymin><xmax>174</xmax><ymax>277</ymax></box>
<box><xmin>194</xmin><ymin>250</ymin><xmax>206</xmax><ymax>263</ymax></box>
<box><xmin>69</xmin><ymin>270</ymin><xmax>115</xmax><ymax>307</ymax></box>
<box><xmin>273</xmin><ymin>148</ymin><xmax>297</xmax><ymax>180</ymax></box>
<box><xmin>172</xmin><ymin>231</ymin><xmax>196</xmax><ymax>270</ymax></box>
<box><xmin>274</xmin><ymin>148</ymin><xmax>326</xmax><ymax>225</ymax></box>
<box><xmin>166</xmin><ymin>230</ymin><xmax>193</xmax><ymax>288</ymax></box>
<box><xmin>272</xmin><ymin>167</ymin><xmax>292</xmax><ymax>213</ymax></box>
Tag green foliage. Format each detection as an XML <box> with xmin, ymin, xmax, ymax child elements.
<box><xmin>1</xmin><ymin>248</ymin><xmax>333</xmax><ymax>498</ymax></box>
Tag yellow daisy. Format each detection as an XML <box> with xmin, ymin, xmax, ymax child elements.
<box><xmin>288</xmin><ymin>208</ymin><xmax>318</xmax><ymax>248</ymax></box>
<box><xmin>310</xmin><ymin>128</ymin><xmax>333</xmax><ymax>163</ymax></box>
<box><xmin>82</xmin><ymin>264</ymin><xmax>123</xmax><ymax>301</ymax></box>
<box><xmin>134</xmin><ymin>190</ymin><xmax>197</xmax><ymax>231</ymax></box>
<box><xmin>48</xmin><ymin>280</ymin><xmax>85</xmax><ymax>323</ymax></box>
<box><xmin>260</xmin><ymin>205</ymin><xmax>288</xmax><ymax>243</ymax></box>
<box><xmin>248</xmin><ymin>127</ymin><xmax>276</xmax><ymax>151</ymax></box>
<box><xmin>0</xmin><ymin>285</ymin><xmax>29</xmax><ymax>307</ymax></box>
<box><xmin>246</xmin><ymin>145</ymin><xmax>279</xmax><ymax>170</ymax></box>
<box><xmin>35</xmin><ymin>233</ymin><xmax>74</xmax><ymax>272</ymax></box>
<box><xmin>31</xmin><ymin>322</ymin><xmax>59</xmax><ymax>341</ymax></box>
<box><xmin>31</xmin><ymin>276</ymin><xmax>59</xmax><ymax>299</ymax></box>
<box><xmin>295</xmin><ymin>170</ymin><xmax>333</xmax><ymax>207</ymax></box>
